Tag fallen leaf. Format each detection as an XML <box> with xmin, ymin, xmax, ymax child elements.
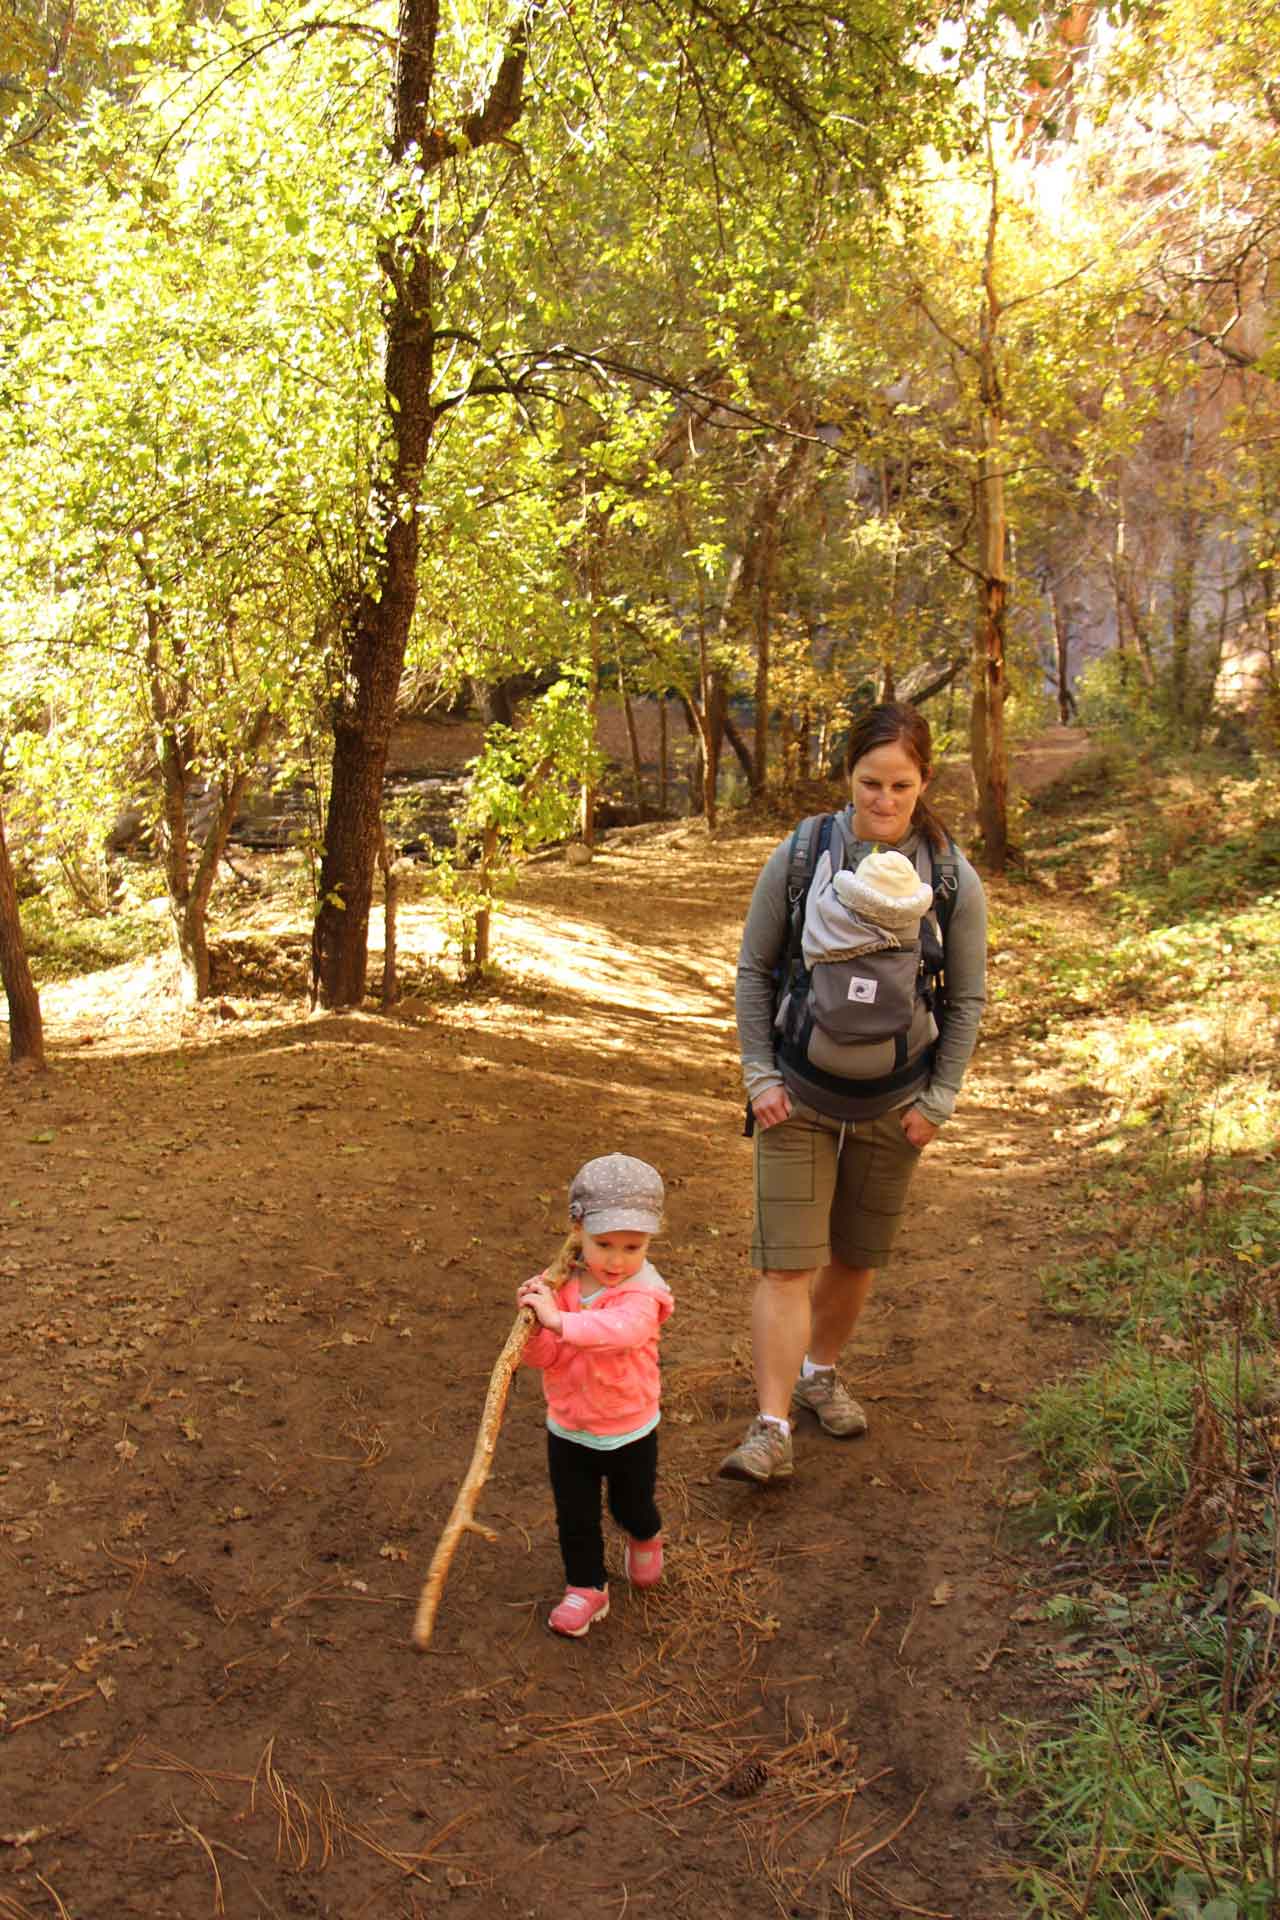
<box><xmin>930</xmin><ymin>1581</ymin><xmax>955</xmax><ymax>1608</ymax></box>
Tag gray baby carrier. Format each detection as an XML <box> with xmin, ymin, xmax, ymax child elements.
<box><xmin>774</xmin><ymin>813</ymin><xmax>958</xmax><ymax>1121</ymax></box>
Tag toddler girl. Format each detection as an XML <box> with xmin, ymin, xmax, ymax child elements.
<box><xmin>517</xmin><ymin>1153</ymin><xmax>673</xmax><ymax>1638</ymax></box>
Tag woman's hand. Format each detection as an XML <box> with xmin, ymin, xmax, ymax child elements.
<box><xmin>752</xmin><ymin>1086</ymin><xmax>793</xmax><ymax>1131</ymax></box>
<box><xmin>517</xmin><ymin>1276</ymin><xmax>564</xmax><ymax>1332</ymax></box>
<box><xmin>900</xmin><ymin>1105</ymin><xmax>938</xmax><ymax>1150</ymax></box>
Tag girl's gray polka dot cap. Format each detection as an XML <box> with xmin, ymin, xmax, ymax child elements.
<box><xmin>568</xmin><ymin>1154</ymin><xmax>665</xmax><ymax>1235</ymax></box>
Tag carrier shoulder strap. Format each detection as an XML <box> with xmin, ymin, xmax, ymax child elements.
<box><xmin>783</xmin><ymin>813</ymin><xmax>836</xmax><ymax>964</ymax></box>
<box><xmin>927</xmin><ymin>836</ymin><xmax>960</xmax><ymax>942</ymax></box>
<box><xmin>784</xmin><ymin>816</ymin><xmax>958</xmax><ymax>966</ymax></box>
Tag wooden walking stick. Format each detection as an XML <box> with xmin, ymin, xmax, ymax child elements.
<box><xmin>411</xmin><ymin>1259</ymin><xmax>570</xmax><ymax>1652</ymax></box>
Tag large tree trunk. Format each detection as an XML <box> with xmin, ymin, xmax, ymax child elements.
<box><xmin>311</xmin><ymin>11</ymin><xmax>526</xmax><ymax>1008</ymax></box>
<box><xmin>0</xmin><ymin>799</ymin><xmax>44</xmax><ymax>1070</ymax></box>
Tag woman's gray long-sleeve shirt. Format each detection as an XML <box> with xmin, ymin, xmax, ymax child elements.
<box><xmin>735</xmin><ymin>812</ymin><xmax>988</xmax><ymax>1129</ymax></box>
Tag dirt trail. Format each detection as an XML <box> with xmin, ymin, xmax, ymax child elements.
<box><xmin>1</xmin><ymin>730</ymin><xmax>1093</xmax><ymax>1920</ymax></box>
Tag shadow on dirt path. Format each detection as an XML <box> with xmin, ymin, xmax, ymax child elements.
<box><xmin>0</xmin><ymin>729</ymin><xmax>1098</xmax><ymax>1920</ymax></box>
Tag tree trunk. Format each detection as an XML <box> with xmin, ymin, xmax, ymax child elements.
<box><xmin>969</xmin><ymin>154</ymin><xmax>1009</xmax><ymax>872</ymax></box>
<box><xmin>1169</xmin><ymin>409</ymin><xmax>1199</xmax><ymax>730</ymax></box>
<box><xmin>722</xmin><ymin>709</ymin><xmax>755</xmax><ymax>783</ymax></box>
<box><xmin>311</xmin><ymin>11</ymin><xmax>526</xmax><ymax>1008</ymax></box>
<box><xmin>155</xmin><ymin>706</ymin><xmax>268</xmax><ymax>1005</ymax></box>
<box><xmin>138</xmin><ymin>551</ymin><xmax>271</xmax><ymax>1002</ymax></box>
<box><xmin>657</xmin><ymin>696</ymin><xmax>669</xmax><ymax>815</ymax></box>
<box><xmin>617</xmin><ymin>649</ymin><xmax>645</xmax><ymax>815</ymax></box>
<box><xmin>581</xmin><ymin>602</ymin><xmax>600</xmax><ymax>846</ymax></box>
<box><xmin>1050</xmin><ymin>581</ymin><xmax>1072</xmax><ymax>725</ymax></box>
<box><xmin>468</xmin><ymin>823</ymin><xmax>502</xmax><ymax>976</ymax></box>
<box><xmin>779</xmin><ymin>710</ymin><xmax>796</xmax><ymax>782</ymax></box>
<box><xmin>739</xmin><ymin>433</ymin><xmax>814</xmax><ymax>795</ymax></box>
<box><xmin>0</xmin><ymin>799</ymin><xmax>44</xmax><ymax>1070</ymax></box>
<box><xmin>676</xmin><ymin>687</ymin><xmax>719</xmax><ymax>823</ymax></box>
<box><xmin>879</xmin><ymin>457</ymin><xmax>900</xmax><ymax>702</ymax></box>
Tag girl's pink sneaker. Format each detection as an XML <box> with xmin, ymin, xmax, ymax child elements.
<box><xmin>548</xmin><ymin>1585</ymin><xmax>610</xmax><ymax>1637</ymax></box>
<box><xmin>624</xmin><ymin>1534</ymin><xmax>664</xmax><ymax>1588</ymax></box>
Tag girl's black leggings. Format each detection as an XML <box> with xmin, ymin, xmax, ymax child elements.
<box><xmin>546</xmin><ymin>1428</ymin><xmax>661</xmax><ymax>1589</ymax></box>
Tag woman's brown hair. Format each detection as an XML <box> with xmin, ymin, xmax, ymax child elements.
<box><xmin>843</xmin><ymin>701</ymin><xmax>951</xmax><ymax>852</ymax></box>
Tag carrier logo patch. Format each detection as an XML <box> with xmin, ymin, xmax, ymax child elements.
<box><xmin>847</xmin><ymin>976</ymin><xmax>878</xmax><ymax>1004</ymax></box>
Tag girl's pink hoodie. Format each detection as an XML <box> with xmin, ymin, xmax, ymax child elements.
<box><xmin>521</xmin><ymin>1260</ymin><xmax>674</xmax><ymax>1437</ymax></box>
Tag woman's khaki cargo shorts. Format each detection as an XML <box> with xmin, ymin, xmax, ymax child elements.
<box><xmin>751</xmin><ymin>1100</ymin><xmax>923</xmax><ymax>1271</ymax></box>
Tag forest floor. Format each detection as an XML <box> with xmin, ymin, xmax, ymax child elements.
<box><xmin>1</xmin><ymin>728</ymin><xmax>1106</xmax><ymax>1920</ymax></box>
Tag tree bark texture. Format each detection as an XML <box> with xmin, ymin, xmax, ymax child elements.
<box><xmin>0</xmin><ymin>799</ymin><xmax>44</xmax><ymax>1070</ymax></box>
<box><xmin>311</xmin><ymin>8</ymin><xmax>526</xmax><ymax>1007</ymax></box>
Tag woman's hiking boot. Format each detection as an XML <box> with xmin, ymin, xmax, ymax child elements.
<box><xmin>792</xmin><ymin>1368</ymin><xmax>869</xmax><ymax>1437</ymax></box>
<box><xmin>716</xmin><ymin>1416</ymin><xmax>794</xmax><ymax>1484</ymax></box>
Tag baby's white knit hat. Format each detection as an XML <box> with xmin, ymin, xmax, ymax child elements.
<box><xmin>832</xmin><ymin>849</ymin><xmax>933</xmax><ymax>932</ymax></box>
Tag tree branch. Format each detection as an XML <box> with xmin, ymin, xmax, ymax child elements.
<box><xmin>420</xmin><ymin>15</ymin><xmax>528</xmax><ymax>170</ymax></box>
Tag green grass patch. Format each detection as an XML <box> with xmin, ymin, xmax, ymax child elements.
<box><xmin>1024</xmin><ymin>1343</ymin><xmax>1270</xmax><ymax>1546</ymax></box>
<box><xmin>978</xmin><ymin>1688</ymin><xmax>1280</xmax><ymax>1920</ymax></box>
<box><xmin>979</xmin><ymin>748</ymin><xmax>1280</xmax><ymax>1917</ymax></box>
<box><xmin>22</xmin><ymin>893</ymin><xmax>171</xmax><ymax>981</ymax></box>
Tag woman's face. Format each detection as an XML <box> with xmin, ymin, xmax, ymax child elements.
<box><xmin>849</xmin><ymin>739</ymin><xmax>929</xmax><ymax>844</ymax></box>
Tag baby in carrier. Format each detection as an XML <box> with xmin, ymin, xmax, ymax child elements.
<box><xmin>801</xmin><ymin>846</ymin><xmax>935</xmax><ymax>967</ymax></box>
<box><xmin>777</xmin><ymin>844</ymin><xmax>940</xmax><ymax>1098</ymax></box>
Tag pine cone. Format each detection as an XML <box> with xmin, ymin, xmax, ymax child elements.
<box><xmin>723</xmin><ymin>1758</ymin><xmax>769</xmax><ymax>1799</ymax></box>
